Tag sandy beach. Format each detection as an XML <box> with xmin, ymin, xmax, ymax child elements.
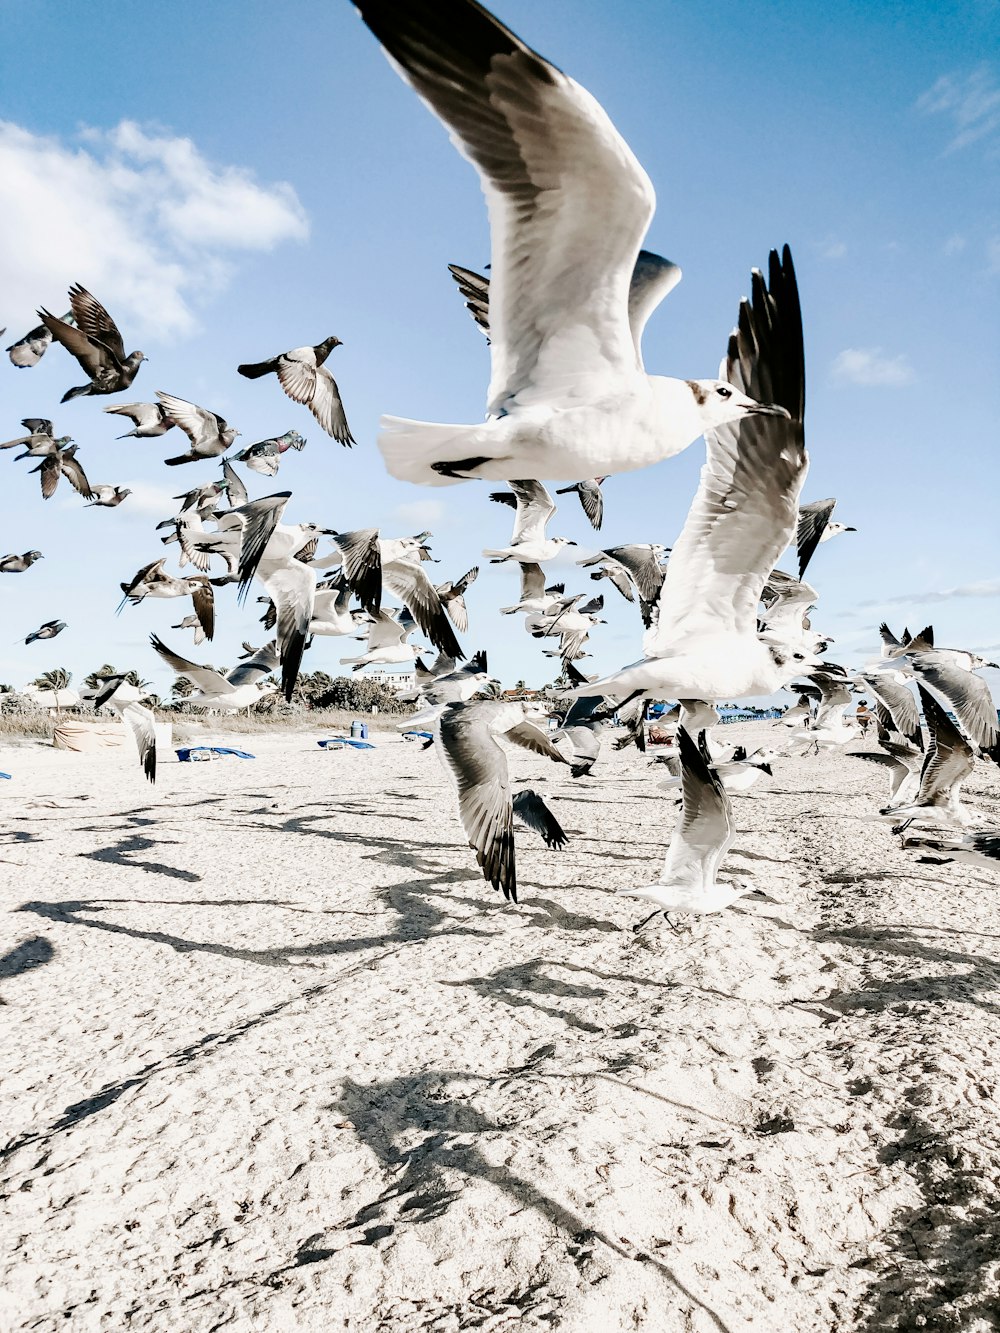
<box><xmin>2</xmin><ymin>723</ymin><xmax>1000</xmax><ymax>1331</ymax></box>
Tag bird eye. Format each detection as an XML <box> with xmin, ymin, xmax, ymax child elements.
<box><xmin>793</xmin><ymin>652</ymin><xmax>805</xmax><ymax>660</ymax></box>
<box><xmin>717</xmin><ymin>386</ymin><xmax>732</xmax><ymax>399</ymax></box>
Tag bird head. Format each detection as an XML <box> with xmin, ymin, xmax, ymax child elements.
<box><xmin>26</xmin><ymin>551</ymin><xmax>43</xmax><ymax>562</ymax></box>
<box><xmin>686</xmin><ymin>379</ymin><xmax>792</xmax><ymax>429</ymax></box>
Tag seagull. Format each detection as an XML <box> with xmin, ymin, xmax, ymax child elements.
<box><xmin>309</xmin><ymin>571</ymin><xmax>371</xmax><ymax>638</ymax></box>
<box><xmin>792</xmin><ymin>669</ymin><xmax>856</xmax><ymax>752</ymax></box>
<box><xmin>656</xmin><ymin>739</ymin><xmax>777</xmax><ymax>795</ymax></box>
<box><xmin>620</xmin><ymin>727</ymin><xmax>757</xmax><ymax>927</ymax></box>
<box><xmin>6</xmin><ymin>313</ymin><xmax>74</xmax><ymax>367</ymax></box>
<box><xmin>229</xmin><ymin>493</ymin><xmax>338</xmax><ymax>698</ymax></box>
<box><xmin>38</xmin><ymin>286</ymin><xmax>146</xmax><ymax>401</ymax></box>
<box><xmin>877</xmin><ymin>625</ymin><xmax>999</xmax><ymax>752</ymax></box>
<box><xmin>234</xmin><ymin>430</ymin><xmax>307</xmax><ymax>476</ymax></box>
<box><xmin>499</xmin><ymin>563</ymin><xmax>566</xmax><ymax>617</ymax></box>
<box><xmin>449</xmin><ymin>249</ymin><xmax>684</xmax><ymax>359</ymax></box>
<box><xmin>238</xmin><ymin>337</ymin><xmax>354</xmax><ymax>445</ymax></box>
<box><xmin>0</xmin><ymin>551</ymin><xmax>43</xmax><ymax>573</ymax></box>
<box><xmin>86</xmin><ymin>486</ymin><xmax>132</xmax><ymax>508</ymax></box>
<box><xmin>379</xmin><ymin>538</ymin><xmax>466</xmax><ymax>659</ymax></box>
<box><xmin>880</xmin><ymin>686</ymin><xmax>977</xmax><ymax>832</ymax></box>
<box><xmin>31</xmin><ymin>443</ymin><xmax>93</xmax><ymax>501</ymax></box>
<box><xmin>356</xmin><ymin>0</ymin><xmax>789</xmax><ymax>486</ymax></box>
<box><xmin>156</xmin><ymin>393</ymin><xmax>239</xmax><ymax>466</ymax></box>
<box><xmin>575</xmin><ymin>248</ymin><xmax>817</xmax><ymax>704</ymax></box>
<box><xmin>796</xmin><ymin>498</ymin><xmax>856</xmax><ymax>577</ymax></box>
<box><xmin>435</xmin><ymin>566</ymin><xmax>479</xmax><ymax>634</ymax></box>
<box><xmin>902</xmin><ymin>830</ymin><xmax>1000</xmax><ymax>875</ymax></box>
<box><xmin>485</xmin><ymin>481</ymin><xmax>577</xmax><ymax>563</ymax></box>
<box><xmin>87</xmin><ymin>676</ymin><xmax>157</xmax><ymax>783</ymax></box>
<box><xmin>25</xmin><ymin>620</ymin><xmax>67</xmax><ymax>644</ymax></box>
<box><xmin>118</xmin><ymin>559</ymin><xmax>215</xmax><ymax>640</ymax></box>
<box><xmin>340</xmin><ymin>608</ymin><xmax>428</xmax><ymax>671</ymax></box>
<box><xmin>436</xmin><ymin>698</ymin><xmax>570</xmax><ymax>901</ymax></box>
<box><xmin>856</xmin><ymin>670</ymin><xmax>923</xmax><ymax>749</ymax></box>
<box><xmin>758</xmin><ymin>569</ymin><xmax>830</xmax><ymax>658</ymax></box>
<box><xmin>577</xmin><ymin>544</ymin><xmax>668</xmax><ymax>624</ymax></box>
<box><xmin>554</xmin><ymin>478</ymin><xmax>607</xmax><ymax>531</ymax></box>
<box><xmin>849</xmin><ymin>726</ymin><xmax>924</xmax><ymax>807</ymax></box>
<box><xmin>150</xmin><ymin>635</ymin><xmax>280</xmax><ymax>711</ymax></box>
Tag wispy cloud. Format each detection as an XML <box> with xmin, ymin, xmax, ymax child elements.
<box><xmin>0</xmin><ymin>119</ymin><xmax>308</xmax><ymax>338</ymax></box>
<box><xmin>392</xmin><ymin>500</ymin><xmax>446</xmax><ymax>530</ymax></box>
<box><xmin>916</xmin><ymin>64</ymin><xmax>1000</xmax><ymax>152</ymax></box>
<box><xmin>860</xmin><ymin>579</ymin><xmax>1000</xmax><ymax>609</ymax></box>
<box><xmin>815</xmin><ymin>236</ymin><xmax>847</xmax><ymax>260</ymax></box>
<box><xmin>831</xmin><ymin>347</ymin><xmax>915</xmax><ymax>387</ymax></box>
<box><xmin>118</xmin><ymin>481</ymin><xmax>183</xmax><ymax>518</ymax></box>
<box><xmin>944</xmin><ymin>233</ymin><xmax>967</xmax><ymax>256</ymax></box>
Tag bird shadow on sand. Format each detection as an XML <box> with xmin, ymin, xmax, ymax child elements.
<box><xmin>0</xmin><ymin>935</ymin><xmax>54</xmax><ymax>984</ymax></box>
<box><xmin>811</xmin><ymin>924</ymin><xmax>1000</xmax><ymax>1018</ymax></box>
<box><xmin>442</xmin><ymin>954</ymin><xmax>674</xmax><ymax>1036</ymax></box>
<box><xmin>854</xmin><ymin>1111</ymin><xmax>1000</xmax><ymax>1332</ymax></box>
<box><xmin>293</xmin><ymin>1068</ymin><xmax>736</xmax><ymax>1333</ymax></box>
<box><xmin>78</xmin><ymin>834</ymin><xmax>202</xmax><ymax>883</ymax></box>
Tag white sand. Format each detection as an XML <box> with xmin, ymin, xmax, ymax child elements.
<box><xmin>2</xmin><ymin>725</ymin><xmax>1000</xmax><ymax>1331</ymax></box>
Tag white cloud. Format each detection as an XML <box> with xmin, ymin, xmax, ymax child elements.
<box><xmin>830</xmin><ymin>347</ymin><xmax>915</xmax><ymax>387</ymax></box>
<box><xmin>392</xmin><ymin>500</ymin><xmax>446</xmax><ymax>529</ymax></box>
<box><xmin>917</xmin><ymin>65</ymin><xmax>1000</xmax><ymax>152</ymax></box>
<box><xmin>815</xmin><ymin>237</ymin><xmax>847</xmax><ymax>260</ymax></box>
<box><xmin>117</xmin><ymin>480</ymin><xmax>184</xmax><ymax>518</ymax></box>
<box><xmin>944</xmin><ymin>233</ymin><xmax>967</xmax><ymax>255</ymax></box>
<box><xmin>860</xmin><ymin>580</ymin><xmax>1000</xmax><ymax>609</ymax></box>
<box><xmin>0</xmin><ymin>119</ymin><xmax>308</xmax><ymax>339</ymax></box>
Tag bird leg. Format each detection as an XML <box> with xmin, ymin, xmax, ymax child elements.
<box><xmin>632</xmin><ymin>909</ymin><xmax>663</xmax><ymax>935</ymax></box>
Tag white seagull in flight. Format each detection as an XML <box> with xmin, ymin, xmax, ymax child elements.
<box><xmin>354</xmin><ymin>0</ymin><xmax>789</xmax><ymax>486</ymax></box>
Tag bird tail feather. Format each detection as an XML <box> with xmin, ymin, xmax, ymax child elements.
<box><xmin>376</xmin><ymin>415</ymin><xmax>493</xmax><ymax>486</ymax></box>
<box><xmin>237</xmin><ymin>360</ymin><xmax>273</xmax><ymax>379</ymax></box>
<box><xmin>60</xmin><ymin>384</ymin><xmax>92</xmax><ymax>403</ymax></box>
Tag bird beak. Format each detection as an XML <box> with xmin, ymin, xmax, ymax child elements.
<box><xmin>320</xmin><ymin>529</ymin><xmax>339</xmax><ymax>536</ymax></box>
<box><xmin>845</xmin><ymin>526</ymin><xmax>857</xmax><ymax>532</ymax></box>
<box><xmin>746</xmin><ymin>402</ymin><xmax>792</xmax><ymax>419</ymax></box>
<box><xmin>988</xmin><ymin>662</ymin><xmax>1000</xmax><ymax>670</ymax></box>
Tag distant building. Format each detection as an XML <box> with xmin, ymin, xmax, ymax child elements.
<box><xmin>363</xmin><ymin>667</ymin><xmax>416</xmax><ymax>695</ymax></box>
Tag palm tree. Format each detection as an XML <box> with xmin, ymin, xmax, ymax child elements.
<box><xmin>32</xmin><ymin>668</ymin><xmax>72</xmax><ymax>691</ymax></box>
<box><xmin>172</xmin><ymin>676</ymin><xmax>195</xmax><ymax>699</ymax></box>
<box><xmin>85</xmin><ymin>664</ymin><xmax>151</xmax><ymax>691</ymax></box>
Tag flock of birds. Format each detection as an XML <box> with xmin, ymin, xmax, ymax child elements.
<box><xmin>3</xmin><ymin>0</ymin><xmax>998</xmax><ymax>917</ymax></box>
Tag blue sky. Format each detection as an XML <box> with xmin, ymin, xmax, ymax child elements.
<box><xmin>1</xmin><ymin>0</ymin><xmax>997</xmax><ymax>699</ymax></box>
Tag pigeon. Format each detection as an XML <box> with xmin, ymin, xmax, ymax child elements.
<box><xmin>1</xmin><ymin>419</ymin><xmax>68</xmax><ymax>453</ymax></box>
<box><xmin>554</xmin><ymin>478</ymin><xmax>607</xmax><ymax>531</ymax></box>
<box><xmin>238</xmin><ymin>337</ymin><xmax>354</xmax><ymax>445</ymax></box>
<box><xmin>31</xmin><ymin>443</ymin><xmax>93</xmax><ymax>500</ymax></box>
<box><xmin>233</xmin><ymin>430</ymin><xmax>307</xmax><ymax>476</ymax></box>
<box><xmin>435</xmin><ymin>566</ymin><xmax>479</xmax><ymax>634</ymax></box>
<box><xmin>220</xmin><ymin>457</ymin><xmax>248</xmax><ymax>508</ymax></box>
<box><xmin>38</xmin><ymin>285</ymin><xmax>146</xmax><ymax>401</ymax></box>
<box><xmin>355</xmin><ymin>0</ymin><xmax>787</xmax><ymax>485</ymax></box>
<box><xmin>118</xmin><ymin>558</ymin><xmax>215</xmax><ymax>640</ymax></box>
<box><xmin>25</xmin><ymin>619</ymin><xmax>67</xmax><ymax>644</ymax></box>
<box><xmin>103</xmin><ymin>401</ymin><xmax>177</xmax><ymax>438</ymax></box>
<box><xmin>171</xmin><ymin>613</ymin><xmax>209</xmax><ymax>646</ymax></box>
<box><xmin>6</xmin><ymin>313</ymin><xmax>74</xmax><ymax>368</ymax></box>
<box><xmin>0</xmin><ymin>551</ymin><xmax>43</xmax><ymax>573</ymax></box>
<box><xmin>156</xmin><ymin>393</ymin><xmax>239</xmax><ymax>465</ymax></box>
<box><xmin>86</xmin><ymin>486</ymin><xmax>132</xmax><ymax>508</ymax></box>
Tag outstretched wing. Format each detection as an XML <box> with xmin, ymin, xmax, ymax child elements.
<box><xmin>356</xmin><ymin>0</ymin><xmax>654</xmax><ymax>416</ymax></box>
<box><xmin>645</xmin><ymin>248</ymin><xmax>805</xmax><ymax>652</ymax></box>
